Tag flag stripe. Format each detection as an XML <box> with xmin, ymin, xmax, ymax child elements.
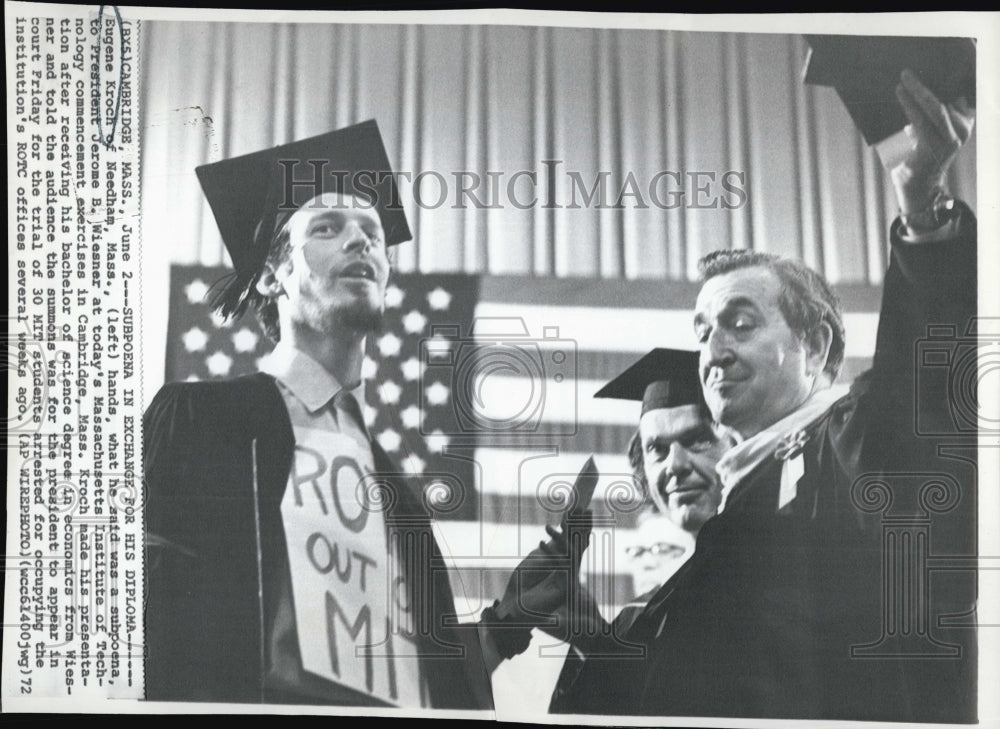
<box><xmin>474</xmin><ymin>493</ymin><xmax>649</xmax><ymax>528</ymax></box>
<box><xmin>474</xmin><ymin>423</ymin><xmax>637</xmax><ymax>454</ymax></box>
<box><xmin>461</xmin><ymin>376</ymin><xmax>638</xmax><ymax>426</ymax></box>
<box><xmin>472</xmin><ymin>450</ymin><xmax>631</xmax><ymax>496</ymax></box>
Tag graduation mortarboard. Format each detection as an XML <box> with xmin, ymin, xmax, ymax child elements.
<box><xmin>803</xmin><ymin>35</ymin><xmax>976</xmax><ymax>146</ymax></box>
<box><xmin>594</xmin><ymin>348</ymin><xmax>703</xmax><ymax>415</ymax></box>
<box><xmin>195</xmin><ymin>119</ymin><xmax>411</xmax><ymax>319</ymax></box>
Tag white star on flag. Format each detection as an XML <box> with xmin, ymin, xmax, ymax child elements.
<box><xmin>378</xmin><ymin>380</ymin><xmax>402</xmax><ymax>405</ymax></box>
<box><xmin>424</xmin><ymin>429</ymin><xmax>450</xmax><ymax>454</ymax></box>
<box><xmin>182</xmin><ymin>327</ymin><xmax>209</xmax><ymax>353</ymax></box>
<box><xmin>427</xmin><ymin>287</ymin><xmax>452</xmax><ymax>311</ymax></box>
<box><xmin>232</xmin><ymin>328</ymin><xmax>259</xmax><ymax>353</ymax></box>
<box><xmin>361</xmin><ymin>356</ymin><xmax>378</xmax><ymax>379</ymax></box>
<box><xmin>377</xmin><ymin>332</ymin><xmax>402</xmax><ymax>358</ymax></box>
<box><xmin>376</xmin><ymin>429</ymin><xmax>402</xmax><ymax>452</ymax></box>
<box><xmin>205</xmin><ymin>351</ymin><xmax>234</xmax><ymax>377</ymax></box>
<box><xmin>363</xmin><ymin>404</ymin><xmax>377</xmax><ymax>427</ymax></box>
<box><xmin>184</xmin><ymin>279</ymin><xmax>210</xmax><ymax>305</ymax></box>
<box><xmin>401</xmin><ymin>405</ymin><xmax>424</xmax><ymax>430</ymax></box>
<box><xmin>384</xmin><ymin>285</ymin><xmax>404</xmax><ymax>308</ymax></box>
<box><xmin>424</xmin><ymin>334</ymin><xmax>453</xmax><ymax>361</ymax></box>
<box><xmin>425</xmin><ymin>381</ymin><xmax>450</xmax><ymax>406</ymax></box>
<box><xmin>401</xmin><ymin>453</ymin><xmax>426</xmax><ymax>475</ymax></box>
<box><xmin>402</xmin><ymin>309</ymin><xmax>428</xmax><ymax>335</ymax></box>
<box><xmin>401</xmin><ymin>357</ymin><xmax>424</xmax><ymax>381</ymax></box>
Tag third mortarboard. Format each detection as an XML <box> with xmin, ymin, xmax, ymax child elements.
<box><xmin>195</xmin><ymin>119</ymin><xmax>411</xmax><ymax>318</ymax></box>
<box><xmin>594</xmin><ymin>348</ymin><xmax>703</xmax><ymax>415</ymax></box>
<box><xmin>803</xmin><ymin>35</ymin><xmax>976</xmax><ymax>146</ymax></box>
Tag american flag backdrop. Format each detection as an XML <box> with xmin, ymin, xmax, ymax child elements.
<box><xmin>164</xmin><ymin>265</ymin><xmax>883</xmax><ymax>615</ymax></box>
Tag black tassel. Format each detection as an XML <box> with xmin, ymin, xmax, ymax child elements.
<box><xmin>208</xmin><ymin>269</ymin><xmax>259</xmax><ymax>321</ymax></box>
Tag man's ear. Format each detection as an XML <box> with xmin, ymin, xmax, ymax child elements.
<box><xmin>805</xmin><ymin>321</ymin><xmax>834</xmax><ymax>379</ymax></box>
<box><xmin>255</xmin><ymin>260</ymin><xmax>288</xmax><ymax>300</ymax></box>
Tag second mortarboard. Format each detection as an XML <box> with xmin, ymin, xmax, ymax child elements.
<box><xmin>195</xmin><ymin>119</ymin><xmax>411</xmax><ymax>318</ymax></box>
<box><xmin>803</xmin><ymin>35</ymin><xmax>975</xmax><ymax>146</ymax></box>
<box><xmin>594</xmin><ymin>348</ymin><xmax>703</xmax><ymax>415</ymax></box>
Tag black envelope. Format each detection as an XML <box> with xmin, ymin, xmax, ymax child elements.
<box><xmin>803</xmin><ymin>35</ymin><xmax>975</xmax><ymax>145</ymax></box>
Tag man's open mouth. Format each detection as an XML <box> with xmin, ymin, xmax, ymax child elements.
<box><xmin>339</xmin><ymin>262</ymin><xmax>376</xmax><ymax>281</ymax></box>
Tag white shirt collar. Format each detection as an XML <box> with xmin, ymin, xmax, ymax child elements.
<box><xmin>258</xmin><ymin>341</ymin><xmax>364</xmax><ymax>414</ymax></box>
<box><xmin>715</xmin><ymin>385</ymin><xmax>849</xmax><ymax>512</ymax></box>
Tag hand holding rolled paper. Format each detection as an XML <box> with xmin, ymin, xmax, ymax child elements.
<box><xmin>801</xmin><ymin>36</ymin><xmax>975</xmax><ymax>215</ymax></box>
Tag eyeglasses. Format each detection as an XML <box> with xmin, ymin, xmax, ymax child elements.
<box><xmin>625</xmin><ymin>543</ymin><xmax>687</xmax><ymax>559</ymax></box>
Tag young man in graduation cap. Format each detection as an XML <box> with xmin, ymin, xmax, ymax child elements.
<box><xmin>143</xmin><ymin>121</ymin><xmax>495</xmax><ymax>708</ymax></box>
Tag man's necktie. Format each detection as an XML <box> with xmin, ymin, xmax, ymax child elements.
<box><xmin>332</xmin><ymin>389</ymin><xmax>370</xmax><ymax>441</ymax></box>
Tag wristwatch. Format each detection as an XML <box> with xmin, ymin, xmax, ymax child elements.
<box><xmin>900</xmin><ymin>187</ymin><xmax>959</xmax><ymax>235</ymax></box>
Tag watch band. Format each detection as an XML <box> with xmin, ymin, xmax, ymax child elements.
<box><xmin>900</xmin><ymin>187</ymin><xmax>958</xmax><ymax>235</ymax></box>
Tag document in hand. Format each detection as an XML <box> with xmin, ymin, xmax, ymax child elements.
<box><xmin>803</xmin><ymin>35</ymin><xmax>976</xmax><ymax>145</ymax></box>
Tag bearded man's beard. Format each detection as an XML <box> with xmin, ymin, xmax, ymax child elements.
<box><xmin>334</xmin><ymin>300</ymin><xmax>385</xmax><ymax>334</ymax></box>
<box><xmin>297</xmin><ymin>277</ymin><xmax>386</xmax><ymax>336</ymax></box>
<box><xmin>306</xmin><ymin>298</ymin><xmax>385</xmax><ymax>335</ymax></box>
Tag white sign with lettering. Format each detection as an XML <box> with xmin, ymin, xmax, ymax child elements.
<box><xmin>282</xmin><ymin>427</ymin><xmax>424</xmax><ymax>707</ymax></box>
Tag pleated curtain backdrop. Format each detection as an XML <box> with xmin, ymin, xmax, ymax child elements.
<box><xmin>140</xmin><ymin>22</ymin><xmax>977</xmax><ymax>285</ymax></box>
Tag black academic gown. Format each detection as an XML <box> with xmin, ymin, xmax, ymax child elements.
<box><xmin>143</xmin><ymin>372</ymin><xmax>492</xmax><ymax>708</ymax></box>
<box><xmin>550</xmin><ymin>209</ymin><xmax>978</xmax><ymax>722</ymax></box>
